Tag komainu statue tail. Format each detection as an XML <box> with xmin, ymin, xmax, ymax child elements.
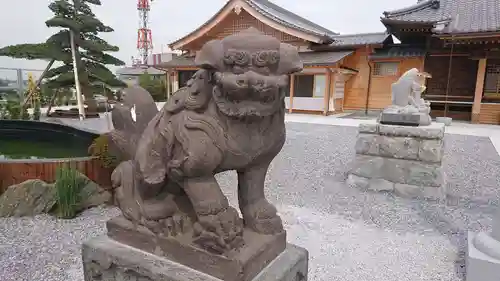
<box><xmin>108</xmin><ymin>86</ymin><xmax>159</xmax><ymax>160</ymax></box>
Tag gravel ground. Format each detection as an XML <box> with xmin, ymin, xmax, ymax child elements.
<box><xmin>1</xmin><ymin>122</ymin><xmax>499</xmax><ymax>281</ymax></box>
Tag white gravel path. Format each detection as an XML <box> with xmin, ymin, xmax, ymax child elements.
<box><xmin>1</xmin><ymin>122</ymin><xmax>498</xmax><ymax>281</ymax></box>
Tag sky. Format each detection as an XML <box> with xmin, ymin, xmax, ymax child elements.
<box><xmin>0</xmin><ymin>0</ymin><xmax>416</xmax><ymax>76</ymax></box>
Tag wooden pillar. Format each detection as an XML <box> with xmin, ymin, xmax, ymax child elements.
<box><xmin>289</xmin><ymin>74</ymin><xmax>295</xmax><ymax>114</ymax></box>
<box><xmin>172</xmin><ymin>70</ymin><xmax>179</xmax><ymax>92</ymax></box>
<box><xmin>323</xmin><ymin>69</ymin><xmax>332</xmax><ymax>115</ymax></box>
<box><xmin>166</xmin><ymin>71</ymin><xmax>171</xmax><ymax>98</ymax></box>
<box><xmin>472</xmin><ymin>58</ymin><xmax>487</xmax><ymax>123</ymax></box>
<box><xmin>330</xmin><ymin>70</ymin><xmax>337</xmax><ymax>112</ymax></box>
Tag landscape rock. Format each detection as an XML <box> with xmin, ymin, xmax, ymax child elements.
<box><xmin>0</xmin><ymin>174</ymin><xmax>111</xmax><ymax>217</ymax></box>
<box><xmin>77</xmin><ymin>178</ymin><xmax>112</xmax><ymax>212</ymax></box>
<box><xmin>75</xmin><ymin>172</ymin><xmax>112</xmax><ymax>212</ymax></box>
<box><xmin>0</xmin><ymin>179</ymin><xmax>57</xmax><ymax>217</ymax></box>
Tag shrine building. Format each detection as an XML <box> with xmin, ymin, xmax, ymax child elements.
<box><xmin>158</xmin><ymin>0</ymin><xmax>500</xmax><ymax>125</ymax></box>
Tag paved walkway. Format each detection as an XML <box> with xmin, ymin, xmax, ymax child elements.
<box><xmin>285</xmin><ymin>113</ymin><xmax>500</xmax><ymax>156</ymax></box>
<box><xmin>45</xmin><ymin>108</ymin><xmax>500</xmax><ymax>156</ymax></box>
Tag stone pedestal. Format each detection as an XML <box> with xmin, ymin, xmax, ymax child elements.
<box><xmin>82</xmin><ymin>235</ymin><xmax>308</xmax><ymax>281</ymax></box>
<box><xmin>347</xmin><ymin>122</ymin><xmax>446</xmax><ymax>200</ymax></box>
<box><xmin>466</xmin><ymin>210</ymin><xmax>500</xmax><ymax>281</ymax></box>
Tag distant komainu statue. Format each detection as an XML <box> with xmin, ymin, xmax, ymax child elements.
<box><xmin>380</xmin><ymin>68</ymin><xmax>432</xmax><ymax>126</ymax></box>
<box><xmin>101</xmin><ymin>28</ymin><xmax>303</xmax><ymax>279</ymax></box>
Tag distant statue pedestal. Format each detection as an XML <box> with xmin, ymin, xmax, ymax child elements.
<box><xmin>379</xmin><ymin>104</ymin><xmax>432</xmax><ymax>127</ymax></box>
<box><xmin>347</xmin><ymin>68</ymin><xmax>446</xmax><ymax>200</ymax></box>
<box><xmin>466</xmin><ymin>209</ymin><xmax>500</xmax><ymax>281</ymax></box>
<box><xmin>347</xmin><ymin>122</ymin><xmax>446</xmax><ymax>200</ymax></box>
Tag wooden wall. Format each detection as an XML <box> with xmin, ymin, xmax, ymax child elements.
<box><xmin>342</xmin><ymin>48</ymin><xmax>424</xmax><ymax>111</ymax></box>
<box><xmin>425</xmin><ymin>56</ymin><xmax>478</xmax><ymax>100</ymax></box>
<box><xmin>0</xmin><ymin>157</ymin><xmax>112</xmax><ymax>193</ymax></box>
<box><xmin>478</xmin><ymin>103</ymin><xmax>500</xmax><ymax>124</ymax></box>
<box><xmin>342</xmin><ymin>48</ymin><xmax>370</xmax><ymax>110</ymax></box>
<box><xmin>185</xmin><ymin>10</ymin><xmax>306</xmax><ymax>51</ymax></box>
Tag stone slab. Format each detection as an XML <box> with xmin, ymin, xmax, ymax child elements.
<box><xmin>379</xmin><ymin>112</ymin><xmax>420</xmax><ymax>126</ymax></box>
<box><xmin>350</xmin><ymin>154</ymin><xmax>444</xmax><ymax>187</ymax></box>
<box><xmin>82</xmin><ymin>235</ymin><xmax>308</xmax><ymax>281</ymax></box>
<box><xmin>106</xmin><ymin>216</ymin><xmax>287</xmax><ymax>281</ymax></box>
<box><xmin>347</xmin><ymin>173</ymin><xmax>444</xmax><ymax>200</ymax></box>
<box><xmin>358</xmin><ymin>123</ymin><xmax>378</xmax><ymax>134</ymax></box>
<box><xmin>378</xmin><ymin>123</ymin><xmax>445</xmax><ymax>139</ymax></box>
<box><xmin>466</xmin><ymin>231</ymin><xmax>500</xmax><ymax>281</ymax></box>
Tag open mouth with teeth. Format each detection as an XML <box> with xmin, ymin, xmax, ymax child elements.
<box><xmin>212</xmin><ymin>84</ymin><xmax>285</xmax><ymax>118</ymax></box>
<box><xmin>211</xmin><ymin>71</ymin><xmax>288</xmax><ymax>118</ymax></box>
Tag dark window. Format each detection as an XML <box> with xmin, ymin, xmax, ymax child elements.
<box><xmin>483</xmin><ymin>59</ymin><xmax>500</xmax><ymax>103</ymax></box>
<box><xmin>293</xmin><ymin>75</ymin><xmax>314</xmax><ymax>97</ymax></box>
<box><xmin>284</xmin><ymin>75</ymin><xmax>291</xmax><ymax>97</ymax></box>
<box><xmin>178</xmin><ymin>70</ymin><xmax>198</xmax><ymax>88</ymax></box>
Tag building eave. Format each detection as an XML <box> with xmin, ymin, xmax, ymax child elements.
<box><xmin>382</xmin><ymin>0</ymin><xmax>440</xmax><ymax>18</ymax></box>
<box><xmin>434</xmin><ymin>31</ymin><xmax>500</xmax><ymax>39</ymax></box>
<box><xmin>168</xmin><ymin>0</ymin><xmax>331</xmax><ymax>51</ymax></box>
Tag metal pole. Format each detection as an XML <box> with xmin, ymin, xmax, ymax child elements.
<box><xmin>70</xmin><ymin>30</ymin><xmax>85</xmax><ymax>120</ymax></box>
<box><xmin>16</xmin><ymin>69</ymin><xmax>23</xmax><ymax>99</ymax></box>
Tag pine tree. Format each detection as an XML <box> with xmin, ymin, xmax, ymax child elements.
<box><xmin>0</xmin><ymin>0</ymin><xmax>126</xmax><ymax>112</ymax></box>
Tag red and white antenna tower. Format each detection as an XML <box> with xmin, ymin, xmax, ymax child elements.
<box><xmin>136</xmin><ymin>0</ymin><xmax>153</xmax><ymax>66</ymax></box>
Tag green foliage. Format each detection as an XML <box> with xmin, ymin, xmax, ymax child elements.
<box><xmin>1</xmin><ymin>93</ymin><xmax>22</xmax><ymax>120</ymax></box>
<box><xmin>0</xmin><ymin>43</ymin><xmax>69</xmax><ymax>61</ymax></box>
<box><xmin>33</xmin><ymin>97</ymin><xmax>42</xmax><ymax>121</ymax></box>
<box><xmin>138</xmin><ymin>72</ymin><xmax>167</xmax><ymax>102</ymax></box>
<box><xmin>88</xmin><ymin>134</ymin><xmax>118</xmax><ymax>168</ymax></box>
<box><xmin>20</xmin><ymin>106</ymin><xmax>30</xmax><ymax>120</ymax></box>
<box><xmin>54</xmin><ymin>165</ymin><xmax>88</xmax><ymax>219</ymax></box>
<box><xmin>0</xmin><ymin>0</ymin><xmax>126</xmax><ymax>109</ymax></box>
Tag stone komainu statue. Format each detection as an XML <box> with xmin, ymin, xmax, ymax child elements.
<box><xmin>382</xmin><ymin>68</ymin><xmax>432</xmax><ymax>126</ymax></box>
<box><xmin>107</xmin><ymin>28</ymin><xmax>303</xmax><ymax>255</ymax></box>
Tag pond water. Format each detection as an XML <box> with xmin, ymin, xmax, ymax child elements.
<box><xmin>0</xmin><ymin>139</ymin><xmax>90</xmax><ymax>160</ymax></box>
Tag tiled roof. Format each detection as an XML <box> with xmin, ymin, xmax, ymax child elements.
<box><xmin>369</xmin><ymin>46</ymin><xmax>427</xmax><ymax>60</ymax></box>
<box><xmin>157</xmin><ymin>51</ymin><xmax>353</xmax><ymax>68</ymax></box>
<box><xmin>382</xmin><ymin>0</ymin><xmax>500</xmax><ymax>34</ymax></box>
<box><xmin>299</xmin><ymin>51</ymin><xmax>353</xmax><ymax>66</ymax></box>
<box><xmin>329</xmin><ymin>32</ymin><xmax>392</xmax><ymax>48</ymax></box>
<box><xmin>169</xmin><ymin>0</ymin><xmax>336</xmax><ymax>48</ymax></box>
<box><xmin>244</xmin><ymin>0</ymin><xmax>337</xmax><ymax>37</ymax></box>
<box><xmin>157</xmin><ymin>56</ymin><xmax>196</xmax><ymax>69</ymax></box>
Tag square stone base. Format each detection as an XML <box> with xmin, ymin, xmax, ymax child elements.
<box><xmin>106</xmin><ymin>216</ymin><xmax>288</xmax><ymax>281</ymax></box>
<box><xmin>466</xmin><ymin>231</ymin><xmax>500</xmax><ymax>281</ymax></box>
<box><xmin>82</xmin><ymin>235</ymin><xmax>308</xmax><ymax>281</ymax></box>
<box><xmin>379</xmin><ymin>112</ymin><xmax>420</xmax><ymax>126</ymax></box>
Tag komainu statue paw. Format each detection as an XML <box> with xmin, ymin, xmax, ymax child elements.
<box><xmin>192</xmin><ymin>207</ymin><xmax>244</xmax><ymax>254</ymax></box>
<box><xmin>162</xmin><ymin>213</ymin><xmax>192</xmax><ymax>237</ymax></box>
<box><xmin>242</xmin><ymin>199</ymin><xmax>284</xmax><ymax>235</ymax></box>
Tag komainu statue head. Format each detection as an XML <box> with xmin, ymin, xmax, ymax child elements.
<box><xmin>195</xmin><ymin>27</ymin><xmax>303</xmax><ymax>118</ymax></box>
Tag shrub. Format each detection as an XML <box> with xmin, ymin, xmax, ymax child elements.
<box><xmin>54</xmin><ymin>165</ymin><xmax>88</xmax><ymax>219</ymax></box>
<box><xmin>33</xmin><ymin>98</ymin><xmax>41</xmax><ymax>120</ymax></box>
<box><xmin>88</xmin><ymin>134</ymin><xmax>119</xmax><ymax>169</ymax></box>
<box><xmin>20</xmin><ymin>106</ymin><xmax>30</xmax><ymax>120</ymax></box>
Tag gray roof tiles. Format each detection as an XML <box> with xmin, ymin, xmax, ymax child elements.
<box><xmin>382</xmin><ymin>0</ymin><xmax>500</xmax><ymax>34</ymax></box>
<box><xmin>369</xmin><ymin>46</ymin><xmax>427</xmax><ymax>60</ymax></box>
<box><xmin>298</xmin><ymin>51</ymin><xmax>354</xmax><ymax>66</ymax></box>
<box><xmin>329</xmin><ymin>32</ymin><xmax>392</xmax><ymax>47</ymax></box>
<box><xmin>157</xmin><ymin>56</ymin><xmax>197</xmax><ymax>68</ymax></box>
<box><xmin>156</xmin><ymin>51</ymin><xmax>354</xmax><ymax>68</ymax></box>
<box><xmin>245</xmin><ymin>0</ymin><xmax>338</xmax><ymax>37</ymax></box>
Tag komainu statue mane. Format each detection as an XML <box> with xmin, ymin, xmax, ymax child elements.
<box><xmin>105</xmin><ymin>27</ymin><xmax>303</xmax><ymax>272</ymax></box>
